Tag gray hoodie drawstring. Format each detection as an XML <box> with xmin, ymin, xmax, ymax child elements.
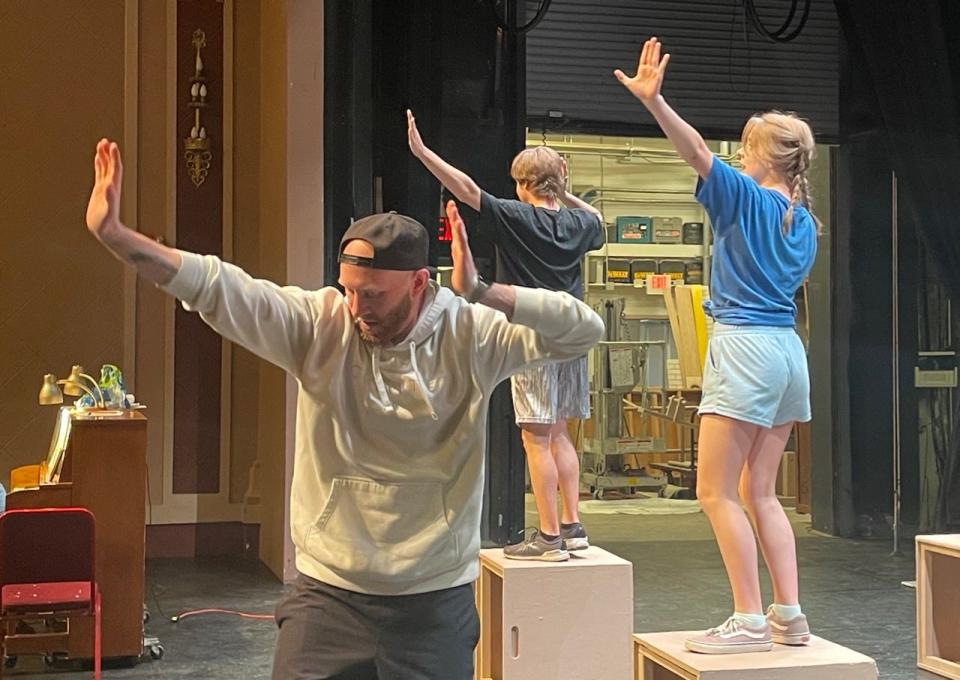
<box><xmin>370</xmin><ymin>346</ymin><xmax>394</xmax><ymax>413</ymax></box>
<box><xmin>408</xmin><ymin>341</ymin><xmax>439</xmax><ymax>421</ymax></box>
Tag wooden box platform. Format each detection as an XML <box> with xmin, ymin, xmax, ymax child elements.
<box><xmin>476</xmin><ymin>546</ymin><xmax>633</xmax><ymax>680</ymax></box>
<box><xmin>917</xmin><ymin>534</ymin><xmax>960</xmax><ymax>679</ymax></box>
<box><xmin>633</xmin><ymin>631</ymin><xmax>877</xmax><ymax>680</ymax></box>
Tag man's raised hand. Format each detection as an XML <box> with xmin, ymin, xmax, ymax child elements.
<box><xmin>85</xmin><ymin>139</ymin><xmax>124</xmax><ymax>241</ymax></box>
<box><xmin>406</xmin><ymin>109</ymin><xmax>427</xmax><ymax>159</ymax></box>
<box><xmin>445</xmin><ymin>199</ymin><xmax>478</xmax><ymax>298</ymax></box>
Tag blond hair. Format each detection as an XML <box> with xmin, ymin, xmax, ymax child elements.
<box><xmin>741</xmin><ymin>111</ymin><xmax>823</xmax><ymax>233</ymax></box>
<box><xmin>510</xmin><ymin>146</ymin><xmax>565</xmax><ymax>200</ymax></box>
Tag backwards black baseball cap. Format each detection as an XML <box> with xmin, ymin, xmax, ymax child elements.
<box><xmin>338</xmin><ymin>212</ymin><xmax>429</xmax><ymax>271</ymax></box>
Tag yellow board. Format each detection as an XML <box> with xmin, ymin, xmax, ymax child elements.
<box><xmin>687</xmin><ymin>285</ymin><xmax>710</xmax><ymax>369</ymax></box>
<box><xmin>673</xmin><ymin>286</ymin><xmax>704</xmax><ymax>388</ymax></box>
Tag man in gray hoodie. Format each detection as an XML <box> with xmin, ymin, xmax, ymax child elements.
<box><xmin>84</xmin><ymin>139</ymin><xmax>604</xmax><ymax>679</ymax></box>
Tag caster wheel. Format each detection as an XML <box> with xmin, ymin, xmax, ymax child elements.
<box><xmin>44</xmin><ymin>653</ymin><xmax>56</xmax><ymax>666</ymax></box>
<box><xmin>149</xmin><ymin>644</ymin><xmax>164</xmax><ymax>660</ymax></box>
<box><xmin>143</xmin><ymin>606</ymin><xmax>151</xmax><ymax>623</ymax></box>
<box><xmin>4</xmin><ymin>656</ymin><xmax>17</xmax><ymax>669</ymax></box>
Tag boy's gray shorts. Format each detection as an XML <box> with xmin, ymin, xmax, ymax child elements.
<box><xmin>510</xmin><ymin>355</ymin><xmax>590</xmax><ymax>425</ymax></box>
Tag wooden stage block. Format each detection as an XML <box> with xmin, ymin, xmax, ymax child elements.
<box><xmin>633</xmin><ymin>631</ymin><xmax>877</xmax><ymax>680</ymax></box>
<box><xmin>916</xmin><ymin>534</ymin><xmax>960</xmax><ymax>679</ymax></box>
<box><xmin>476</xmin><ymin>546</ymin><xmax>634</xmax><ymax>680</ymax></box>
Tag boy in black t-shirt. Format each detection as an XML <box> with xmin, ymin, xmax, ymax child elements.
<box><xmin>407</xmin><ymin>110</ymin><xmax>605</xmax><ymax>561</ymax></box>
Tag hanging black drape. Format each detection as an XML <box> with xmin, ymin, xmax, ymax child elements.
<box><xmin>835</xmin><ymin>0</ymin><xmax>960</xmax><ymax>530</ymax></box>
<box><xmin>834</xmin><ymin>0</ymin><xmax>960</xmax><ymax>301</ymax></box>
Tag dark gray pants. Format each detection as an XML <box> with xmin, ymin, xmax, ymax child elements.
<box><xmin>272</xmin><ymin>573</ymin><xmax>479</xmax><ymax>680</ymax></box>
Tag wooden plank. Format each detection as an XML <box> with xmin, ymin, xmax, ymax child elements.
<box><xmin>662</xmin><ymin>286</ymin><xmax>685</xmax><ymax>363</ymax></box>
<box><xmin>673</xmin><ymin>286</ymin><xmax>704</xmax><ymax>389</ymax></box>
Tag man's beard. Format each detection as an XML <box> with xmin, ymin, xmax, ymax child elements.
<box><xmin>356</xmin><ymin>295</ymin><xmax>413</xmax><ymax>346</ymax></box>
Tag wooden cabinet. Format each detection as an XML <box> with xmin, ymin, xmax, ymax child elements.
<box><xmin>5</xmin><ymin>411</ymin><xmax>147</xmax><ymax>661</ymax></box>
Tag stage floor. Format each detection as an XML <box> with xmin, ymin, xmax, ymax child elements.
<box><xmin>8</xmin><ymin>499</ymin><xmax>940</xmax><ymax>679</ymax></box>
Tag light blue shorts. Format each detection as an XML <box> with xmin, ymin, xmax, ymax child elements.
<box><xmin>697</xmin><ymin>323</ymin><xmax>811</xmax><ymax>428</ymax></box>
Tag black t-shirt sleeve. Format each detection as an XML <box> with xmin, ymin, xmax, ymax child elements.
<box><xmin>586</xmin><ymin>212</ymin><xmax>605</xmax><ymax>250</ymax></box>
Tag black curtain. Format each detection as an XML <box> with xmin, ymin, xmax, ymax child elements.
<box><xmin>324</xmin><ymin>0</ymin><xmax>529</xmax><ymax>547</ymax></box>
<box><xmin>835</xmin><ymin>0</ymin><xmax>960</xmax><ymax>530</ymax></box>
<box><xmin>834</xmin><ymin>1</ymin><xmax>960</xmax><ymax>300</ymax></box>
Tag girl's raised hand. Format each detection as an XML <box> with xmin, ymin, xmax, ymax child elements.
<box><xmin>614</xmin><ymin>37</ymin><xmax>671</xmax><ymax>105</ymax></box>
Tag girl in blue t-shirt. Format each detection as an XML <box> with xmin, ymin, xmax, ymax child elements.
<box><xmin>615</xmin><ymin>37</ymin><xmax>820</xmax><ymax>655</ymax></box>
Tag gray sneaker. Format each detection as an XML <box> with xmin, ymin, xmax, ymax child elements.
<box><xmin>560</xmin><ymin>522</ymin><xmax>590</xmax><ymax>551</ymax></box>
<box><xmin>503</xmin><ymin>529</ymin><xmax>569</xmax><ymax>562</ymax></box>
<box><xmin>766</xmin><ymin>605</ymin><xmax>811</xmax><ymax>645</ymax></box>
<box><xmin>685</xmin><ymin>616</ymin><xmax>773</xmax><ymax>654</ymax></box>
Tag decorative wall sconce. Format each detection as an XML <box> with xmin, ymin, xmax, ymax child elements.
<box><xmin>38</xmin><ymin>365</ymin><xmax>106</xmax><ymax>410</ymax></box>
<box><xmin>184</xmin><ymin>28</ymin><xmax>212</xmax><ymax>188</ymax></box>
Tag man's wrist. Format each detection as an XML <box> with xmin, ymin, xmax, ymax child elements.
<box><xmin>96</xmin><ymin>220</ymin><xmax>125</xmax><ymax>246</ymax></box>
<box><xmin>465</xmin><ymin>274</ymin><xmax>491</xmax><ymax>304</ymax></box>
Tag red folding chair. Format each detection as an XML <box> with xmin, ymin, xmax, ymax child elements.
<box><xmin>0</xmin><ymin>507</ymin><xmax>101</xmax><ymax>679</ymax></box>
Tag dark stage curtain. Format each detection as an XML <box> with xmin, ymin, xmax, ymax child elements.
<box><xmin>835</xmin><ymin>0</ymin><xmax>960</xmax><ymax>529</ymax></box>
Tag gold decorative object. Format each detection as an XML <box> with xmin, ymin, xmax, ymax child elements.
<box><xmin>183</xmin><ymin>28</ymin><xmax>212</xmax><ymax>188</ymax></box>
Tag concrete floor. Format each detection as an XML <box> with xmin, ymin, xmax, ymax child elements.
<box><xmin>4</xmin><ymin>498</ymin><xmax>945</xmax><ymax>679</ymax></box>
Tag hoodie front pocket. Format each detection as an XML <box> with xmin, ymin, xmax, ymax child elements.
<box><xmin>306</xmin><ymin>477</ymin><xmax>461</xmax><ymax>583</ymax></box>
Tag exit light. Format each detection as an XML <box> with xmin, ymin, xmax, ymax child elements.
<box><xmin>438</xmin><ymin>216</ymin><xmax>452</xmax><ymax>242</ymax></box>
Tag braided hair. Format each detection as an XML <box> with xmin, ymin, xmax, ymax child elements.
<box><xmin>741</xmin><ymin>112</ymin><xmax>823</xmax><ymax>233</ymax></box>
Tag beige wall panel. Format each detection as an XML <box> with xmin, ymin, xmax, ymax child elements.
<box><xmin>256</xmin><ymin>0</ymin><xmax>290</xmax><ymax>580</ymax></box>
<box><xmin>0</xmin><ymin>1</ymin><xmax>126</xmax><ymax>475</ymax></box>
<box><xmin>137</xmin><ymin>0</ymin><xmax>172</xmax><ymax>510</ymax></box>
<box><xmin>230</xmin><ymin>0</ymin><xmax>264</xmax><ymax>506</ymax></box>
